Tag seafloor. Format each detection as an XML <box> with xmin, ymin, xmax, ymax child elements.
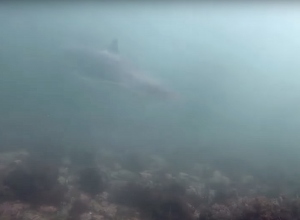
<box><xmin>0</xmin><ymin>147</ymin><xmax>300</xmax><ymax>220</ymax></box>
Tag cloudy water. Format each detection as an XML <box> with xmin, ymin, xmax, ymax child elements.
<box><xmin>1</xmin><ymin>3</ymin><xmax>300</xmax><ymax>219</ymax></box>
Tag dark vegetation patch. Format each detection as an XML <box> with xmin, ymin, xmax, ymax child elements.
<box><xmin>2</xmin><ymin>157</ymin><xmax>65</xmax><ymax>207</ymax></box>
<box><xmin>111</xmin><ymin>182</ymin><xmax>194</xmax><ymax>220</ymax></box>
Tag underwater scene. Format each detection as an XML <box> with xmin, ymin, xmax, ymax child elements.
<box><xmin>1</xmin><ymin>2</ymin><xmax>300</xmax><ymax>220</ymax></box>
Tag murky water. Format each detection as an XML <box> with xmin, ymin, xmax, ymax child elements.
<box><xmin>0</xmin><ymin>3</ymin><xmax>300</xmax><ymax>220</ymax></box>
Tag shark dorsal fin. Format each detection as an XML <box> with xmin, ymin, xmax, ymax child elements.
<box><xmin>107</xmin><ymin>39</ymin><xmax>119</xmax><ymax>54</ymax></box>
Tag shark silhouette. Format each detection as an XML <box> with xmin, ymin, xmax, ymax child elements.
<box><xmin>65</xmin><ymin>39</ymin><xmax>180</xmax><ymax>100</ymax></box>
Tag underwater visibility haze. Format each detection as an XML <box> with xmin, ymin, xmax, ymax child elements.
<box><xmin>1</xmin><ymin>2</ymin><xmax>300</xmax><ymax>220</ymax></box>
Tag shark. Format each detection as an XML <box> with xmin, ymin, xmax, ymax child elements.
<box><xmin>64</xmin><ymin>39</ymin><xmax>180</xmax><ymax>100</ymax></box>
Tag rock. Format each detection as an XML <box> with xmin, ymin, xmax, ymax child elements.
<box><xmin>209</xmin><ymin>170</ymin><xmax>231</xmax><ymax>186</ymax></box>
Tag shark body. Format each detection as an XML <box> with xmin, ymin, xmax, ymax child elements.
<box><xmin>65</xmin><ymin>39</ymin><xmax>179</xmax><ymax>100</ymax></box>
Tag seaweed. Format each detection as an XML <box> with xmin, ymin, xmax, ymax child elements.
<box><xmin>3</xmin><ymin>158</ymin><xmax>64</xmax><ymax>206</ymax></box>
